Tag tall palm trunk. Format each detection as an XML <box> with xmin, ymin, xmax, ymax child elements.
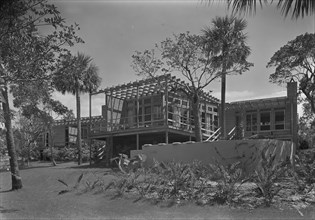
<box><xmin>76</xmin><ymin>88</ymin><xmax>82</xmax><ymax>165</ymax></box>
<box><xmin>2</xmin><ymin>86</ymin><xmax>22</xmax><ymax>190</ymax></box>
<box><xmin>191</xmin><ymin>94</ymin><xmax>202</xmax><ymax>142</ymax></box>
<box><xmin>220</xmin><ymin>72</ymin><xmax>227</xmax><ymax>139</ymax></box>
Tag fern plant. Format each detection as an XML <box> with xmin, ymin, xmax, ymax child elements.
<box><xmin>209</xmin><ymin>161</ymin><xmax>248</xmax><ymax>205</ymax></box>
<box><xmin>253</xmin><ymin>147</ymin><xmax>290</xmax><ymax>207</ymax></box>
<box><xmin>57</xmin><ymin>173</ymin><xmax>84</xmax><ymax>195</ymax></box>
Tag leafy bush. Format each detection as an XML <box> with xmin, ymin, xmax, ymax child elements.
<box><xmin>103</xmin><ymin>160</ymin><xmax>248</xmax><ymax>206</ymax></box>
<box><xmin>57</xmin><ymin>173</ymin><xmax>84</xmax><ymax>195</ymax></box>
<box><xmin>208</xmin><ymin>161</ymin><xmax>248</xmax><ymax>205</ymax></box>
<box><xmin>57</xmin><ymin>147</ymin><xmax>76</xmax><ymax>161</ymax></box>
<box><xmin>253</xmin><ymin>147</ymin><xmax>290</xmax><ymax>207</ymax></box>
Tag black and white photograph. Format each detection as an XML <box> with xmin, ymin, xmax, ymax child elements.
<box><xmin>1</xmin><ymin>0</ymin><xmax>315</xmax><ymax>219</ymax></box>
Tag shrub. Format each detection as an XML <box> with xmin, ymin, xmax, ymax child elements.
<box><xmin>208</xmin><ymin>161</ymin><xmax>248</xmax><ymax>205</ymax></box>
<box><xmin>294</xmin><ymin>149</ymin><xmax>315</xmax><ymax>185</ymax></box>
<box><xmin>103</xmin><ymin>160</ymin><xmax>248</xmax><ymax>206</ymax></box>
<box><xmin>57</xmin><ymin>173</ymin><xmax>84</xmax><ymax>194</ymax></box>
<box><xmin>253</xmin><ymin>147</ymin><xmax>290</xmax><ymax>207</ymax></box>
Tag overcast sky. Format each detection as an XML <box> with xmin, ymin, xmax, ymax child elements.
<box><xmin>51</xmin><ymin>0</ymin><xmax>314</xmax><ymax>117</ymax></box>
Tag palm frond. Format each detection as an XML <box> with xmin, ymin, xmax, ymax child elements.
<box><xmin>278</xmin><ymin>0</ymin><xmax>315</xmax><ymax>19</ymax></box>
<box><xmin>204</xmin><ymin>0</ymin><xmax>315</xmax><ymax>18</ymax></box>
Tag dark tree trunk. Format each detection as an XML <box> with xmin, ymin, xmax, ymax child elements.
<box><xmin>76</xmin><ymin>89</ymin><xmax>82</xmax><ymax>165</ymax></box>
<box><xmin>48</xmin><ymin>126</ymin><xmax>56</xmax><ymax>166</ymax></box>
<box><xmin>2</xmin><ymin>87</ymin><xmax>22</xmax><ymax>190</ymax></box>
<box><xmin>191</xmin><ymin>94</ymin><xmax>202</xmax><ymax>142</ymax></box>
<box><xmin>220</xmin><ymin>72</ymin><xmax>227</xmax><ymax>139</ymax></box>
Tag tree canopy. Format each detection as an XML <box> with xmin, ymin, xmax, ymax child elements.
<box><xmin>267</xmin><ymin>32</ymin><xmax>315</xmax><ymax>114</ymax></box>
<box><xmin>132</xmin><ymin>16</ymin><xmax>252</xmax><ymax>141</ymax></box>
<box><xmin>202</xmin><ymin>15</ymin><xmax>253</xmax><ymax>138</ymax></box>
<box><xmin>0</xmin><ymin>0</ymin><xmax>84</xmax><ymax>190</ymax></box>
<box><xmin>53</xmin><ymin>52</ymin><xmax>101</xmax><ymax>165</ymax></box>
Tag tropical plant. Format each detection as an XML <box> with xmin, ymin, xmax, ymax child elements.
<box><xmin>206</xmin><ymin>0</ymin><xmax>315</xmax><ymax>19</ymax></box>
<box><xmin>253</xmin><ymin>147</ymin><xmax>290</xmax><ymax>207</ymax></box>
<box><xmin>53</xmin><ymin>52</ymin><xmax>101</xmax><ymax>165</ymax></box>
<box><xmin>57</xmin><ymin>173</ymin><xmax>84</xmax><ymax>195</ymax></box>
<box><xmin>202</xmin><ymin>15</ymin><xmax>253</xmax><ymax>139</ymax></box>
<box><xmin>207</xmin><ymin>161</ymin><xmax>249</xmax><ymax>205</ymax></box>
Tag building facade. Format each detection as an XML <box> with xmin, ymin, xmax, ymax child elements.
<box><xmin>225</xmin><ymin>81</ymin><xmax>298</xmax><ymax>144</ymax></box>
<box><xmin>40</xmin><ymin>75</ymin><xmax>298</xmax><ymax>162</ymax></box>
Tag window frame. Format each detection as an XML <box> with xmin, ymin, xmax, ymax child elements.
<box><xmin>275</xmin><ymin>109</ymin><xmax>285</xmax><ymax>130</ymax></box>
<box><xmin>260</xmin><ymin>111</ymin><xmax>271</xmax><ymax>131</ymax></box>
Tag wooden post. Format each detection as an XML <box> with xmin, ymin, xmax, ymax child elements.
<box><xmin>136</xmin><ymin>133</ymin><xmax>139</xmax><ymax>150</ymax></box>
<box><xmin>165</xmin><ymin>76</ymin><xmax>169</xmax><ymax>128</ymax></box>
<box><xmin>137</xmin><ymin>84</ymin><xmax>140</xmax><ymax>128</ymax></box>
<box><xmin>110</xmin><ymin>91</ymin><xmax>113</xmax><ymax>131</ymax></box>
<box><xmin>89</xmin><ymin>91</ymin><xmax>92</xmax><ymax>165</ymax></box>
<box><xmin>165</xmin><ymin>76</ymin><xmax>169</xmax><ymax>144</ymax></box>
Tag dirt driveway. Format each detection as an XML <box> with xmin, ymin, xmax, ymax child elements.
<box><xmin>1</xmin><ymin>161</ymin><xmax>314</xmax><ymax>219</ymax></box>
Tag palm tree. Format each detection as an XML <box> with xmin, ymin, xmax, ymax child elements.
<box><xmin>202</xmin><ymin>16</ymin><xmax>252</xmax><ymax>139</ymax></box>
<box><xmin>207</xmin><ymin>0</ymin><xmax>315</xmax><ymax>19</ymax></box>
<box><xmin>53</xmin><ymin>52</ymin><xmax>101</xmax><ymax>165</ymax></box>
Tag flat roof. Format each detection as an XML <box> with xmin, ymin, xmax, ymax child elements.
<box><xmin>227</xmin><ymin>96</ymin><xmax>287</xmax><ymax>110</ymax></box>
<box><xmin>92</xmin><ymin>74</ymin><xmax>219</xmax><ymax>104</ymax></box>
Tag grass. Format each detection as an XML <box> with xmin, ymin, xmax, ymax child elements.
<box><xmin>0</xmin><ymin>161</ymin><xmax>315</xmax><ymax>219</ymax></box>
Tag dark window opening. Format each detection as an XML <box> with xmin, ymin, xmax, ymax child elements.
<box><xmin>260</xmin><ymin>112</ymin><xmax>270</xmax><ymax>131</ymax></box>
<box><xmin>275</xmin><ymin>110</ymin><xmax>285</xmax><ymax>130</ymax></box>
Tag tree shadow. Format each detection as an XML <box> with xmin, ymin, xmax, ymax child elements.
<box><xmin>0</xmin><ymin>206</ymin><xmax>19</xmax><ymax>213</ymax></box>
<box><xmin>0</xmin><ymin>189</ymin><xmax>12</xmax><ymax>193</ymax></box>
<box><xmin>19</xmin><ymin>165</ymin><xmax>54</xmax><ymax>170</ymax></box>
<box><xmin>67</xmin><ymin>163</ymin><xmax>115</xmax><ymax>171</ymax></box>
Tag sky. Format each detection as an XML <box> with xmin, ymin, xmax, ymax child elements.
<box><xmin>50</xmin><ymin>0</ymin><xmax>314</xmax><ymax>117</ymax></box>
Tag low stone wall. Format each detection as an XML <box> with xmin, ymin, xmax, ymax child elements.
<box><xmin>131</xmin><ymin>139</ymin><xmax>295</xmax><ymax>174</ymax></box>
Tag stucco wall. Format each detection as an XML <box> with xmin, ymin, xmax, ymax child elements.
<box><xmin>131</xmin><ymin>139</ymin><xmax>294</xmax><ymax>174</ymax></box>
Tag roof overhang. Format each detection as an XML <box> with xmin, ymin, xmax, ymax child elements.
<box><xmin>226</xmin><ymin>96</ymin><xmax>287</xmax><ymax>111</ymax></box>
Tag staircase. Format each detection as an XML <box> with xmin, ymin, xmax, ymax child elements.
<box><xmin>94</xmin><ymin>144</ymin><xmax>106</xmax><ymax>163</ymax></box>
<box><xmin>205</xmin><ymin>126</ymin><xmax>236</xmax><ymax>142</ymax></box>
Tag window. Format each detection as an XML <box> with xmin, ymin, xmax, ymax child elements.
<box><xmin>144</xmin><ymin>106</ymin><xmax>151</xmax><ymax>122</ymax></box>
<box><xmin>182</xmin><ymin>100</ymin><xmax>188</xmax><ymax>107</ymax></box>
<box><xmin>174</xmin><ymin>99</ymin><xmax>180</xmax><ymax>105</ymax></box>
<box><xmin>246</xmin><ymin>112</ymin><xmax>257</xmax><ymax>132</ymax></box>
<box><xmin>153</xmin><ymin>105</ymin><xmax>162</xmax><ymax>120</ymax></box>
<box><xmin>260</xmin><ymin>111</ymin><xmax>271</xmax><ymax>131</ymax></box>
<box><xmin>214</xmin><ymin>115</ymin><xmax>218</xmax><ymax>128</ymax></box>
<box><xmin>168</xmin><ymin>106</ymin><xmax>173</xmax><ymax>120</ymax></box>
<box><xmin>201</xmin><ymin>112</ymin><xmax>206</xmax><ymax>128</ymax></box>
<box><xmin>180</xmin><ymin>109</ymin><xmax>188</xmax><ymax>124</ymax></box>
<box><xmin>213</xmin><ymin>108</ymin><xmax>218</xmax><ymax>113</ymax></box>
<box><xmin>144</xmin><ymin>98</ymin><xmax>151</xmax><ymax>105</ymax></box>
<box><xmin>275</xmin><ymin>110</ymin><xmax>285</xmax><ymax>130</ymax></box>
<box><xmin>138</xmin><ymin>107</ymin><xmax>143</xmax><ymax>123</ymax></box>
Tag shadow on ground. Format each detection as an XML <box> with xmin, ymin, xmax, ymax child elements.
<box><xmin>0</xmin><ymin>206</ymin><xmax>19</xmax><ymax>213</ymax></box>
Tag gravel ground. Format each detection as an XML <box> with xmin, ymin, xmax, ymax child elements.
<box><xmin>0</xmin><ymin>161</ymin><xmax>315</xmax><ymax>219</ymax></box>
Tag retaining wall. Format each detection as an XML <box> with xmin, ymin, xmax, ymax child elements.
<box><xmin>131</xmin><ymin>139</ymin><xmax>295</xmax><ymax>174</ymax></box>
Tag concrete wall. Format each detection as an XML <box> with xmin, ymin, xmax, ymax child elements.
<box><xmin>131</xmin><ymin>139</ymin><xmax>294</xmax><ymax>174</ymax></box>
